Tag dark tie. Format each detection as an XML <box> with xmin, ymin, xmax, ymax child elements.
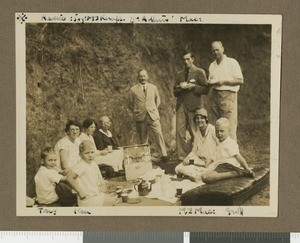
<box><xmin>143</xmin><ymin>85</ymin><xmax>146</xmax><ymax>94</ymax></box>
<box><xmin>185</xmin><ymin>70</ymin><xmax>189</xmax><ymax>81</ymax></box>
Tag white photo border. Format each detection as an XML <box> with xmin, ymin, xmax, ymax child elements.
<box><xmin>16</xmin><ymin>13</ymin><xmax>282</xmax><ymax>217</ymax></box>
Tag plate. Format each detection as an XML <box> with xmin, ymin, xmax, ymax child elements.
<box><xmin>126</xmin><ymin>198</ymin><xmax>142</xmax><ymax>204</ymax></box>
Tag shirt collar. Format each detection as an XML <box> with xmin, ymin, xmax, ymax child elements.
<box><xmin>139</xmin><ymin>82</ymin><xmax>148</xmax><ymax>88</ymax></box>
<box><xmin>198</xmin><ymin>124</ymin><xmax>209</xmax><ymax>137</ymax></box>
<box><xmin>219</xmin><ymin>135</ymin><xmax>231</xmax><ymax>144</ymax></box>
<box><xmin>40</xmin><ymin>166</ymin><xmax>47</xmax><ymax>171</ymax></box>
<box><xmin>99</xmin><ymin>129</ymin><xmax>112</xmax><ymax>137</ymax></box>
<box><xmin>40</xmin><ymin>166</ymin><xmax>55</xmax><ymax>171</ymax></box>
<box><xmin>214</xmin><ymin>54</ymin><xmax>227</xmax><ymax>65</ymax></box>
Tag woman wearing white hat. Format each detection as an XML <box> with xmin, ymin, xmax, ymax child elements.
<box><xmin>175</xmin><ymin>108</ymin><xmax>218</xmax><ymax>182</ymax></box>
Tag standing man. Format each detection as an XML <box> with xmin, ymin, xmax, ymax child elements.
<box><xmin>129</xmin><ymin>69</ymin><xmax>168</xmax><ymax>164</ymax></box>
<box><xmin>174</xmin><ymin>52</ymin><xmax>209</xmax><ymax>161</ymax></box>
<box><xmin>208</xmin><ymin>41</ymin><xmax>244</xmax><ymax>141</ymax></box>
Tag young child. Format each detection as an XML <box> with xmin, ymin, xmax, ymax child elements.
<box><xmin>202</xmin><ymin>118</ymin><xmax>255</xmax><ymax>184</ymax></box>
<box><xmin>34</xmin><ymin>147</ymin><xmax>67</xmax><ymax>205</ymax></box>
<box><xmin>67</xmin><ymin>140</ymin><xmax>117</xmax><ymax>206</ymax></box>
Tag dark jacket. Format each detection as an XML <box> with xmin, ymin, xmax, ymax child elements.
<box><xmin>93</xmin><ymin>130</ymin><xmax>119</xmax><ymax>150</ymax></box>
<box><xmin>173</xmin><ymin>65</ymin><xmax>208</xmax><ymax>111</ymax></box>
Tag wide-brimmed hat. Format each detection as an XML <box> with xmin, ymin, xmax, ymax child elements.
<box><xmin>194</xmin><ymin>108</ymin><xmax>208</xmax><ymax>119</ymax></box>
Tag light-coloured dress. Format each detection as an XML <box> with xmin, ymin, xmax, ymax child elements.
<box><xmin>72</xmin><ymin>159</ymin><xmax>105</xmax><ymax>206</ymax></box>
<box><xmin>80</xmin><ymin>131</ymin><xmax>123</xmax><ymax>172</ymax></box>
<box><xmin>54</xmin><ymin>136</ymin><xmax>81</xmax><ymax>170</ymax></box>
<box><xmin>175</xmin><ymin>124</ymin><xmax>218</xmax><ymax>181</ymax></box>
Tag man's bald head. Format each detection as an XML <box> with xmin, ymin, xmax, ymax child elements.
<box><xmin>211</xmin><ymin>41</ymin><xmax>225</xmax><ymax>62</ymax></box>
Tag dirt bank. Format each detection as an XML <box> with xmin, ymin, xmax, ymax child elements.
<box><xmin>25</xmin><ymin>23</ymin><xmax>271</xmax><ymax>196</ymax></box>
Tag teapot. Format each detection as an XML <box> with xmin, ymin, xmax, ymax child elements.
<box><xmin>134</xmin><ymin>179</ymin><xmax>152</xmax><ymax>196</ymax></box>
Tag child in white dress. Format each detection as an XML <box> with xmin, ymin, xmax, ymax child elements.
<box><xmin>67</xmin><ymin>140</ymin><xmax>117</xmax><ymax>206</ymax></box>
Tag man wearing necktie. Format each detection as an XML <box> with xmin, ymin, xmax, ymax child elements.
<box><xmin>174</xmin><ymin>52</ymin><xmax>209</xmax><ymax>161</ymax></box>
<box><xmin>129</xmin><ymin>69</ymin><xmax>168</xmax><ymax>164</ymax></box>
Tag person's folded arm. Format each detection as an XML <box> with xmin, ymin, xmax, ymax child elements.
<box><xmin>66</xmin><ymin>171</ymin><xmax>87</xmax><ymax>200</ymax></box>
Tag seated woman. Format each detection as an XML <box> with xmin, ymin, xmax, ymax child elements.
<box><xmin>93</xmin><ymin>116</ymin><xmax>119</xmax><ymax>150</ymax></box>
<box><xmin>79</xmin><ymin>118</ymin><xmax>108</xmax><ymax>156</ymax></box>
<box><xmin>54</xmin><ymin>120</ymin><xmax>82</xmax><ymax>172</ymax></box>
<box><xmin>79</xmin><ymin>118</ymin><xmax>118</xmax><ymax>178</ymax></box>
<box><xmin>93</xmin><ymin>116</ymin><xmax>123</xmax><ymax>173</ymax></box>
<box><xmin>175</xmin><ymin>108</ymin><xmax>218</xmax><ymax>182</ymax></box>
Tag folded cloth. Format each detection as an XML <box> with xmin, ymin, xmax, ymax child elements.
<box><xmin>94</xmin><ymin>148</ymin><xmax>124</xmax><ymax>171</ymax></box>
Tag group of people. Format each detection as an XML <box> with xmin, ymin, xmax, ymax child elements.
<box><xmin>175</xmin><ymin>109</ymin><xmax>255</xmax><ymax>183</ymax></box>
<box><xmin>33</xmin><ymin>40</ymin><xmax>255</xmax><ymax>207</ymax></box>
<box><xmin>175</xmin><ymin>41</ymin><xmax>243</xmax><ymax>156</ymax></box>
<box><xmin>129</xmin><ymin>41</ymin><xmax>254</xmax><ymax>183</ymax></box>
<box><xmin>34</xmin><ymin>116</ymin><xmax>121</xmax><ymax>206</ymax></box>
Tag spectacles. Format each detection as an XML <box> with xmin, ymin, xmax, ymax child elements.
<box><xmin>70</xmin><ymin>128</ymin><xmax>80</xmax><ymax>132</ymax></box>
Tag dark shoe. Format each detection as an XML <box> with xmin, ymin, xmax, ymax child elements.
<box><xmin>237</xmin><ymin>169</ymin><xmax>255</xmax><ymax>178</ymax></box>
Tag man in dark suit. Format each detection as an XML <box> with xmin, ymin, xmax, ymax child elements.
<box><xmin>129</xmin><ymin>69</ymin><xmax>168</xmax><ymax>164</ymax></box>
<box><xmin>174</xmin><ymin>52</ymin><xmax>209</xmax><ymax>161</ymax></box>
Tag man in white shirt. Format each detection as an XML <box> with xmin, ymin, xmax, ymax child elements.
<box><xmin>208</xmin><ymin>41</ymin><xmax>244</xmax><ymax>141</ymax></box>
<box><xmin>129</xmin><ymin>69</ymin><xmax>168</xmax><ymax>164</ymax></box>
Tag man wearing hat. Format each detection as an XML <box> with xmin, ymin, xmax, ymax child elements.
<box><xmin>175</xmin><ymin>108</ymin><xmax>218</xmax><ymax>182</ymax></box>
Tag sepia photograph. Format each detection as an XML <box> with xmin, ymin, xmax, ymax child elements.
<box><xmin>16</xmin><ymin>13</ymin><xmax>281</xmax><ymax>216</ymax></box>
